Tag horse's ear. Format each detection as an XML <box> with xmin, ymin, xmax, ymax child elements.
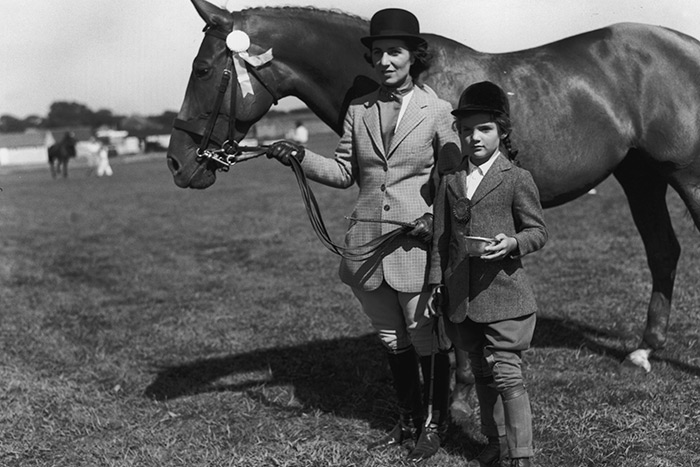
<box><xmin>191</xmin><ymin>0</ymin><xmax>233</xmax><ymax>30</ymax></box>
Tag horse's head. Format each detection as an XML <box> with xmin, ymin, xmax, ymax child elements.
<box><xmin>167</xmin><ymin>0</ymin><xmax>278</xmax><ymax>189</ymax></box>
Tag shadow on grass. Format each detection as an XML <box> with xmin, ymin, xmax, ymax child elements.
<box><xmin>143</xmin><ymin>316</ymin><xmax>699</xmax><ymax>432</ymax></box>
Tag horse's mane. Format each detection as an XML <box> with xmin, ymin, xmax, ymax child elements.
<box><xmin>241</xmin><ymin>6</ymin><xmax>367</xmax><ymax>22</ymax></box>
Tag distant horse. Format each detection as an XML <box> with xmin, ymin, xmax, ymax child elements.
<box><xmin>167</xmin><ymin>0</ymin><xmax>700</xmax><ymax>373</ymax></box>
<box><xmin>48</xmin><ymin>131</ymin><xmax>77</xmax><ymax>179</ymax></box>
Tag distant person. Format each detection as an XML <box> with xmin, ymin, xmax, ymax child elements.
<box><xmin>96</xmin><ymin>139</ymin><xmax>114</xmax><ymax>177</ymax></box>
<box><xmin>84</xmin><ymin>137</ymin><xmax>102</xmax><ymax>173</ymax></box>
<box><xmin>289</xmin><ymin>120</ymin><xmax>309</xmax><ymax>145</ymax></box>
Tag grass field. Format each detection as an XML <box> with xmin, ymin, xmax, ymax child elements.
<box><xmin>1</xmin><ymin>136</ymin><xmax>699</xmax><ymax>466</ymax></box>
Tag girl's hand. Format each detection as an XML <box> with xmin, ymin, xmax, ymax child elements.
<box><xmin>481</xmin><ymin>233</ymin><xmax>517</xmax><ymax>261</ymax></box>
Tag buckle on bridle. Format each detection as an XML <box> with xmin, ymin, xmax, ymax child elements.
<box><xmin>196</xmin><ymin>139</ymin><xmax>268</xmax><ymax>172</ymax></box>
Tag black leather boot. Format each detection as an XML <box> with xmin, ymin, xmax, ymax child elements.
<box><xmin>467</xmin><ymin>435</ymin><xmax>508</xmax><ymax>467</ymax></box>
<box><xmin>407</xmin><ymin>352</ymin><xmax>451</xmax><ymax>460</ymax></box>
<box><xmin>368</xmin><ymin>349</ymin><xmax>423</xmax><ymax>450</ymax></box>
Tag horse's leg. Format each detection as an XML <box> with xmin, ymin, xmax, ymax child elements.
<box><xmin>613</xmin><ymin>152</ymin><xmax>681</xmax><ymax>372</ymax></box>
<box><xmin>62</xmin><ymin>160</ymin><xmax>68</xmax><ymax>178</ymax></box>
<box><xmin>450</xmin><ymin>348</ymin><xmax>475</xmax><ymax>422</ymax></box>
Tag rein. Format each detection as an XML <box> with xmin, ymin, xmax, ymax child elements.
<box><xmin>175</xmin><ymin>25</ymin><xmax>413</xmax><ymax>260</ymax></box>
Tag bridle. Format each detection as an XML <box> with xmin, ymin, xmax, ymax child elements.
<box><xmin>172</xmin><ymin>26</ymin><xmax>278</xmax><ymax>172</ymax></box>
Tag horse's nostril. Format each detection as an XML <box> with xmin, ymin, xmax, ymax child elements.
<box><xmin>167</xmin><ymin>156</ymin><xmax>181</xmax><ymax>173</ymax></box>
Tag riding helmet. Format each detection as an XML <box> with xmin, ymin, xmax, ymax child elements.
<box><xmin>452</xmin><ymin>81</ymin><xmax>510</xmax><ymax>118</ymax></box>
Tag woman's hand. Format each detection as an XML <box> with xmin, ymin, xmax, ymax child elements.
<box><xmin>481</xmin><ymin>233</ymin><xmax>517</xmax><ymax>261</ymax></box>
<box><xmin>408</xmin><ymin>213</ymin><xmax>433</xmax><ymax>243</ymax></box>
<box><xmin>266</xmin><ymin>140</ymin><xmax>305</xmax><ymax>166</ymax></box>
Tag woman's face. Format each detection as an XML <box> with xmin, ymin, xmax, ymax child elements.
<box><xmin>371</xmin><ymin>38</ymin><xmax>414</xmax><ymax>88</ymax></box>
<box><xmin>456</xmin><ymin>112</ymin><xmax>504</xmax><ymax>164</ymax></box>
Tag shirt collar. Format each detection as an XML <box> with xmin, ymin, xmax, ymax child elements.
<box><xmin>468</xmin><ymin>149</ymin><xmax>501</xmax><ymax>176</ymax></box>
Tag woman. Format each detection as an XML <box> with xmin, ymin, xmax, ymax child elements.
<box><xmin>428</xmin><ymin>81</ymin><xmax>548</xmax><ymax>467</ymax></box>
<box><xmin>266</xmin><ymin>8</ymin><xmax>460</xmax><ymax>461</ymax></box>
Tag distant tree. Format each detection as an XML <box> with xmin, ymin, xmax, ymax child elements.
<box><xmin>93</xmin><ymin>108</ymin><xmax>121</xmax><ymax>128</ymax></box>
<box><xmin>147</xmin><ymin>111</ymin><xmax>178</xmax><ymax>130</ymax></box>
<box><xmin>24</xmin><ymin>115</ymin><xmax>45</xmax><ymax>128</ymax></box>
<box><xmin>0</xmin><ymin>115</ymin><xmax>27</xmax><ymax>133</ymax></box>
<box><xmin>46</xmin><ymin>101</ymin><xmax>94</xmax><ymax>128</ymax></box>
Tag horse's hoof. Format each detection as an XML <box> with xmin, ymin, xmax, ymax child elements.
<box><xmin>622</xmin><ymin>349</ymin><xmax>652</xmax><ymax>373</ymax></box>
<box><xmin>450</xmin><ymin>382</ymin><xmax>475</xmax><ymax>424</ymax></box>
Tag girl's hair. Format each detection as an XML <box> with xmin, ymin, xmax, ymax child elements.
<box><xmin>364</xmin><ymin>40</ymin><xmax>433</xmax><ymax>83</ymax></box>
<box><xmin>454</xmin><ymin>112</ymin><xmax>520</xmax><ymax>161</ymax></box>
<box><xmin>494</xmin><ymin>113</ymin><xmax>519</xmax><ymax>161</ymax></box>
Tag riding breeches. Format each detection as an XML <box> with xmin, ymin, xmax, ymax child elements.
<box><xmin>352</xmin><ymin>281</ymin><xmax>438</xmax><ymax>356</ymax></box>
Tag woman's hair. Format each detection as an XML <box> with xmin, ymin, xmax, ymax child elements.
<box><xmin>364</xmin><ymin>40</ymin><xmax>433</xmax><ymax>82</ymax></box>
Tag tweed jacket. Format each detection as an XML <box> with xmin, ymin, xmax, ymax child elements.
<box><xmin>300</xmin><ymin>84</ymin><xmax>461</xmax><ymax>292</ymax></box>
<box><xmin>429</xmin><ymin>153</ymin><xmax>548</xmax><ymax>323</ymax></box>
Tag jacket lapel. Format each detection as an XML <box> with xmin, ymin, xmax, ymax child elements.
<box><xmin>470</xmin><ymin>153</ymin><xmax>510</xmax><ymax>205</ymax></box>
<box><xmin>446</xmin><ymin>160</ymin><xmax>469</xmax><ymax>200</ymax></box>
<box><xmin>362</xmin><ymin>91</ymin><xmax>386</xmax><ymax>159</ymax></box>
<box><xmin>386</xmin><ymin>87</ymin><xmax>427</xmax><ymax>158</ymax></box>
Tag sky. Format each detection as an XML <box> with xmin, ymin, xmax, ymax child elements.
<box><xmin>2</xmin><ymin>0</ymin><xmax>700</xmax><ymax>119</ymax></box>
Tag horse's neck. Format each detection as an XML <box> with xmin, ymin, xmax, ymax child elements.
<box><xmin>242</xmin><ymin>8</ymin><xmax>373</xmax><ymax>134</ymax></box>
<box><xmin>240</xmin><ymin>8</ymin><xmax>487</xmax><ymax>133</ymax></box>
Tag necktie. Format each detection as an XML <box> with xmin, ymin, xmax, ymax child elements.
<box><xmin>378</xmin><ymin>84</ymin><xmax>412</xmax><ymax>153</ymax></box>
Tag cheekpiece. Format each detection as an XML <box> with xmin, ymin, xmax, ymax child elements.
<box><xmin>453</xmin><ymin>197</ymin><xmax>471</xmax><ymax>224</ymax></box>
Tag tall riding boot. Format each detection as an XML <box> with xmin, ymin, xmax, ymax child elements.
<box><xmin>408</xmin><ymin>352</ymin><xmax>451</xmax><ymax>460</ymax></box>
<box><xmin>451</xmin><ymin>348</ymin><xmax>476</xmax><ymax>420</ymax></box>
<box><xmin>467</xmin><ymin>381</ymin><xmax>507</xmax><ymax>467</ymax></box>
<box><xmin>502</xmin><ymin>385</ymin><xmax>533</xmax><ymax>462</ymax></box>
<box><xmin>368</xmin><ymin>349</ymin><xmax>423</xmax><ymax>450</ymax></box>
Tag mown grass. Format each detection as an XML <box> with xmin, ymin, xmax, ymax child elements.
<box><xmin>1</xmin><ymin>138</ymin><xmax>699</xmax><ymax>466</ymax></box>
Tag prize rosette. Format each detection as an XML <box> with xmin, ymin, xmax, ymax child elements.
<box><xmin>452</xmin><ymin>198</ymin><xmax>471</xmax><ymax>224</ymax></box>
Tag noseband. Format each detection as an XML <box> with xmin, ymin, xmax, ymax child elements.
<box><xmin>172</xmin><ymin>26</ymin><xmax>278</xmax><ymax>171</ymax></box>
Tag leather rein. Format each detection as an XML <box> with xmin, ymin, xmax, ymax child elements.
<box><xmin>173</xmin><ymin>26</ymin><xmax>414</xmax><ymax>261</ymax></box>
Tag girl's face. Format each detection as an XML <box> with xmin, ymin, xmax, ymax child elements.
<box><xmin>371</xmin><ymin>38</ymin><xmax>414</xmax><ymax>88</ymax></box>
<box><xmin>456</xmin><ymin>112</ymin><xmax>504</xmax><ymax>164</ymax></box>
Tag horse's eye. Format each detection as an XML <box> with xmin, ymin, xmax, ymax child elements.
<box><xmin>194</xmin><ymin>66</ymin><xmax>211</xmax><ymax>79</ymax></box>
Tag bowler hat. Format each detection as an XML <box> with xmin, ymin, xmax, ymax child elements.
<box><xmin>360</xmin><ymin>8</ymin><xmax>427</xmax><ymax>49</ymax></box>
<box><xmin>452</xmin><ymin>81</ymin><xmax>510</xmax><ymax>117</ymax></box>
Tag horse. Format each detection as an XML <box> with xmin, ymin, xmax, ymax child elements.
<box><xmin>48</xmin><ymin>131</ymin><xmax>77</xmax><ymax>179</ymax></box>
<box><xmin>166</xmin><ymin>0</ymin><xmax>700</xmax><ymax>375</ymax></box>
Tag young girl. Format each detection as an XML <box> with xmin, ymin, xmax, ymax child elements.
<box><xmin>428</xmin><ymin>81</ymin><xmax>548</xmax><ymax>467</ymax></box>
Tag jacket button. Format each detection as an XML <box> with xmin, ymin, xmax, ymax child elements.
<box><xmin>380</xmin><ymin>184</ymin><xmax>386</xmax><ymax>191</ymax></box>
<box><xmin>384</xmin><ymin>205</ymin><xmax>390</xmax><ymax>211</ymax></box>
<box><xmin>383</xmin><ymin>165</ymin><xmax>388</xmax><ymax>172</ymax></box>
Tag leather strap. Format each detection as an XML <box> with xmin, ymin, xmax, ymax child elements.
<box><xmin>288</xmin><ymin>156</ymin><xmax>411</xmax><ymax>261</ymax></box>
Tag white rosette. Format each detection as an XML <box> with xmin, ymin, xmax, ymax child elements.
<box><xmin>225</xmin><ymin>30</ymin><xmax>273</xmax><ymax>97</ymax></box>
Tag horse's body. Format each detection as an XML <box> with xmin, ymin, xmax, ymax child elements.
<box><xmin>167</xmin><ymin>1</ymin><xmax>700</xmax><ymax>372</ymax></box>
<box><xmin>48</xmin><ymin>131</ymin><xmax>77</xmax><ymax>179</ymax></box>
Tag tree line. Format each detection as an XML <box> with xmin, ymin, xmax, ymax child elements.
<box><xmin>0</xmin><ymin>101</ymin><xmax>177</xmax><ymax>135</ymax></box>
